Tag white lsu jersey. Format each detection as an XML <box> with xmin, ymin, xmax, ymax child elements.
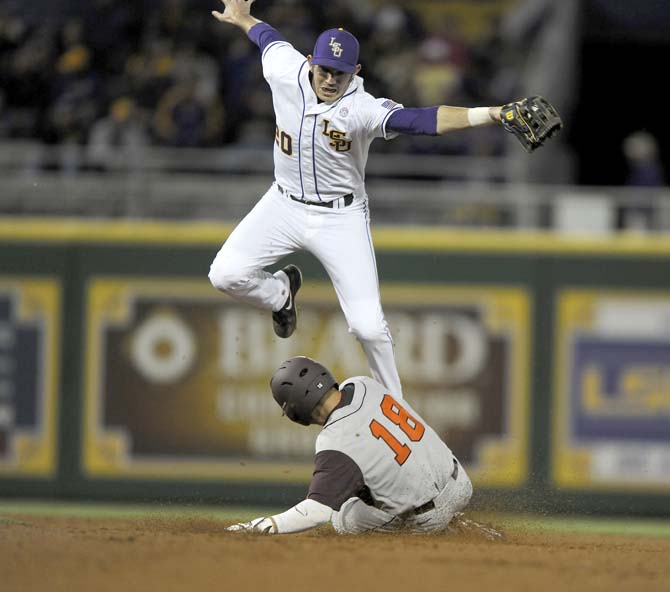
<box><xmin>261</xmin><ymin>39</ymin><xmax>403</xmax><ymax>202</ymax></box>
<box><xmin>315</xmin><ymin>376</ymin><xmax>456</xmax><ymax>515</ymax></box>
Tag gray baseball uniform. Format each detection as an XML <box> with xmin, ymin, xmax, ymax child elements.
<box><xmin>309</xmin><ymin>377</ymin><xmax>472</xmax><ymax>533</ymax></box>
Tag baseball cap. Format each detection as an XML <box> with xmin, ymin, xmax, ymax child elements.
<box><xmin>311</xmin><ymin>28</ymin><xmax>360</xmax><ymax>74</ymax></box>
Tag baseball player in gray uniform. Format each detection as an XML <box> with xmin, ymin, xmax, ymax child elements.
<box><xmin>209</xmin><ymin>0</ymin><xmax>507</xmax><ymax>399</ymax></box>
<box><xmin>226</xmin><ymin>356</ymin><xmax>473</xmax><ymax>535</ymax></box>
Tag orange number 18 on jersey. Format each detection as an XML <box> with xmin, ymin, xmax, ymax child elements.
<box><xmin>369</xmin><ymin>394</ymin><xmax>425</xmax><ymax>465</ymax></box>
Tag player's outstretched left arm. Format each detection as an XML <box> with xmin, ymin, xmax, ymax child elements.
<box><xmin>226</xmin><ymin>516</ymin><xmax>276</xmax><ymax>533</ymax></box>
<box><xmin>226</xmin><ymin>499</ymin><xmax>333</xmax><ymax>535</ymax></box>
<box><xmin>388</xmin><ymin>97</ymin><xmax>562</xmax><ymax>152</ymax></box>
<box><xmin>436</xmin><ymin>105</ymin><xmax>501</xmax><ymax>134</ymax></box>
<box><xmin>212</xmin><ymin>0</ymin><xmax>262</xmax><ymax>33</ymax></box>
<box><xmin>436</xmin><ymin>97</ymin><xmax>564</xmax><ymax>152</ymax></box>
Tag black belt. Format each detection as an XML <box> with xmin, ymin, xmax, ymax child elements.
<box><xmin>277</xmin><ymin>184</ymin><xmax>354</xmax><ymax>208</ymax></box>
<box><xmin>368</xmin><ymin>457</ymin><xmax>460</xmax><ymax>518</ymax></box>
<box><xmin>409</xmin><ymin>458</ymin><xmax>460</xmax><ymax>517</ymax></box>
<box><xmin>451</xmin><ymin>457</ymin><xmax>459</xmax><ymax>481</ymax></box>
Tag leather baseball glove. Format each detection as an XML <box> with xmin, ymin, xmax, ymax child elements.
<box><xmin>500</xmin><ymin>96</ymin><xmax>563</xmax><ymax>153</ymax></box>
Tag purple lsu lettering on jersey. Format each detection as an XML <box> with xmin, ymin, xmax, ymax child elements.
<box><xmin>315</xmin><ymin>377</ymin><xmax>455</xmax><ymax>516</ymax></box>
<box><xmin>258</xmin><ymin>35</ymin><xmax>403</xmax><ymax>202</ymax></box>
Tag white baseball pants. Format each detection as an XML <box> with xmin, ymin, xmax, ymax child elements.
<box><xmin>208</xmin><ymin>183</ymin><xmax>402</xmax><ymax>397</ymax></box>
<box><xmin>331</xmin><ymin>459</ymin><xmax>473</xmax><ymax>534</ymax></box>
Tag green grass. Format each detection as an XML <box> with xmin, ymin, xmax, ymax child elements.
<box><xmin>0</xmin><ymin>500</ymin><xmax>279</xmax><ymax>521</ymax></box>
<box><xmin>1</xmin><ymin>500</ymin><xmax>669</xmax><ymax>538</ymax></box>
<box><xmin>495</xmin><ymin>514</ymin><xmax>670</xmax><ymax>539</ymax></box>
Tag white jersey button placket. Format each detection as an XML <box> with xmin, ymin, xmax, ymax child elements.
<box><xmin>302</xmin><ymin>114</ymin><xmax>317</xmax><ymax>200</ymax></box>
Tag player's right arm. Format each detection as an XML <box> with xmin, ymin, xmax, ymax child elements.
<box><xmin>212</xmin><ymin>0</ymin><xmax>302</xmax><ymax>81</ymax></box>
<box><xmin>211</xmin><ymin>0</ymin><xmax>262</xmax><ymax>34</ymax></box>
<box><xmin>211</xmin><ymin>0</ymin><xmax>286</xmax><ymax>51</ymax></box>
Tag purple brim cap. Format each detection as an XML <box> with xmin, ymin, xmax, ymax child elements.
<box><xmin>311</xmin><ymin>28</ymin><xmax>359</xmax><ymax>73</ymax></box>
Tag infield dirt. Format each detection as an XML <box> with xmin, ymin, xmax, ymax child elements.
<box><xmin>1</xmin><ymin>515</ymin><xmax>668</xmax><ymax>592</ymax></box>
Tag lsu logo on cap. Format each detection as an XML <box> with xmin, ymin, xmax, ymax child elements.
<box><xmin>329</xmin><ymin>37</ymin><xmax>343</xmax><ymax>57</ymax></box>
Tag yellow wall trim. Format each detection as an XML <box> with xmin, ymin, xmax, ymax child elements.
<box><xmin>2</xmin><ymin>218</ymin><xmax>670</xmax><ymax>256</ymax></box>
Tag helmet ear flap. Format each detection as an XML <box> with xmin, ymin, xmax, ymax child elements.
<box><xmin>281</xmin><ymin>400</ymin><xmax>309</xmax><ymax>426</ymax></box>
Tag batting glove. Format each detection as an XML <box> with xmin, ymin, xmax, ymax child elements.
<box><xmin>226</xmin><ymin>516</ymin><xmax>275</xmax><ymax>534</ymax></box>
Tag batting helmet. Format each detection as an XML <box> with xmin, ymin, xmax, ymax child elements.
<box><xmin>270</xmin><ymin>357</ymin><xmax>338</xmax><ymax>426</ymax></box>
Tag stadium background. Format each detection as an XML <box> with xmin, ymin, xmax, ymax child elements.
<box><xmin>0</xmin><ymin>2</ymin><xmax>669</xmax><ymax>590</ymax></box>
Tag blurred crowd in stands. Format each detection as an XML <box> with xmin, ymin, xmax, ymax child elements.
<box><xmin>0</xmin><ymin>0</ymin><xmax>521</xmax><ymax>170</ymax></box>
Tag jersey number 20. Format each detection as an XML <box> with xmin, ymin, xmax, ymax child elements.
<box><xmin>369</xmin><ymin>395</ymin><xmax>425</xmax><ymax>466</ymax></box>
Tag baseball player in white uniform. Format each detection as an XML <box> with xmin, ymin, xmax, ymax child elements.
<box><xmin>226</xmin><ymin>356</ymin><xmax>473</xmax><ymax>535</ymax></box>
<box><xmin>209</xmin><ymin>0</ymin><xmax>506</xmax><ymax>399</ymax></box>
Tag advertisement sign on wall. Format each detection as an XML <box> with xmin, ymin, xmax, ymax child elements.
<box><xmin>84</xmin><ymin>278</ymin><xmax>530</xmax><ymax>486</ymax></box>
<box><xmin>553</xmin><ymin>290</ymin><xmax>670</xmax><ymax>491</ymax></box>
<box><xmin>0</xmin><ymin>278</ymin><xmax>60</xmax><ymax>476</ymax></box>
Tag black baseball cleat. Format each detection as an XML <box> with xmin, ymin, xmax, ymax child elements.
<box><xmin>272</xmin><ymin>264</ymin><xmax>302</xmax><ymax>338</ymax></box>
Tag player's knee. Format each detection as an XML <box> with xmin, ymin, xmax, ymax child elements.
<box><xmin>208</xmin><ymin>257</ymin><xmax>244</xmax><ymax>294</ymax></box>
<box><xmin>462</xmin><ymin>471</ymin><xmax>474</xmax><ymax>505</ymax></box>
<box><xmin>348</xmin><ymin>314</ymin><xmax>389</xmax><ymax>344</ymax></box>
<box><xmin>454</xmin><ymin>467</ymin><xmax>474</xmax><ymax>514</ymax></box>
